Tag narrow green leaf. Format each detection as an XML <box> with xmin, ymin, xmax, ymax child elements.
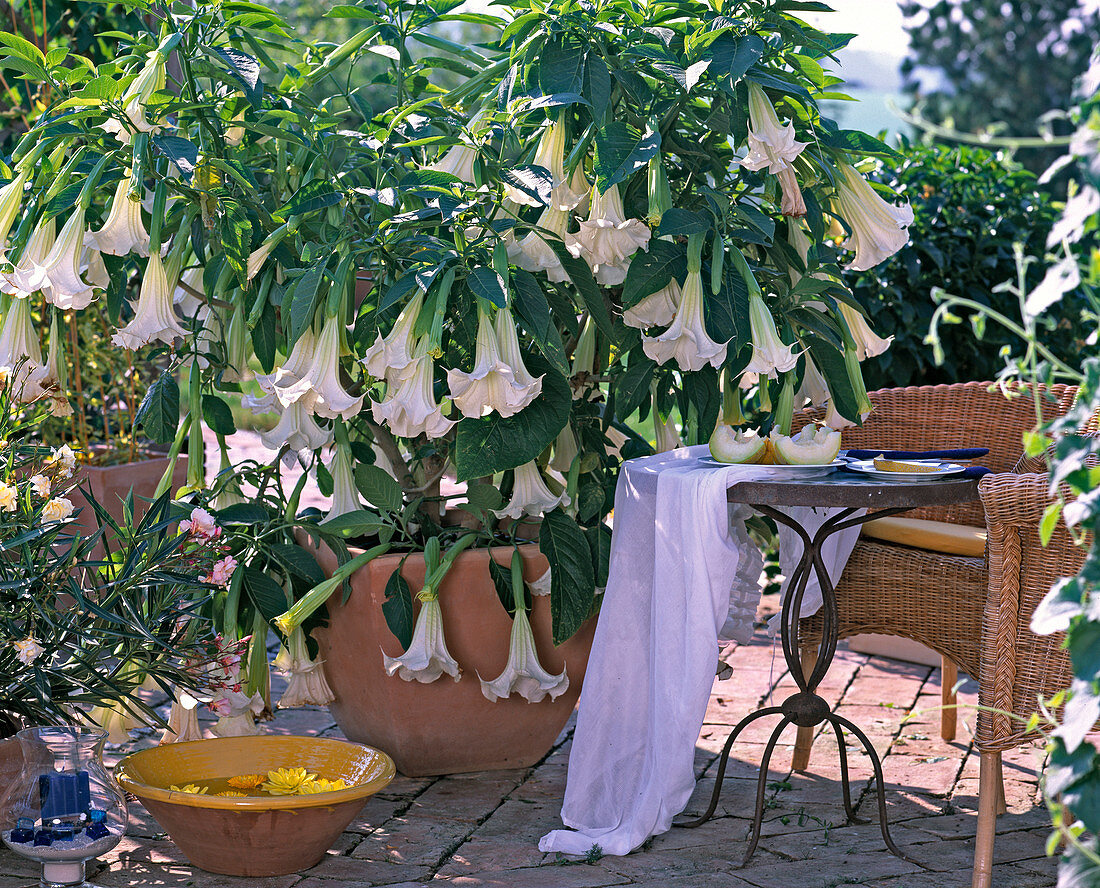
<box><xmin>382</xmin><ymin>568</ymin><xmax>414</xmax><ymax>649</ymax></box>
<box><xmin>540</xmin><ymin>509</ymin><xmax>595</xmax><ymax>644</ymax></box>
<box><xmin>134</xmin><ymin>371</ymin><xmax>179</xmax><ymax>445</ymax></box>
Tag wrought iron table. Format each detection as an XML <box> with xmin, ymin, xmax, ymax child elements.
<box><xmin>676</xmin><ymin>469</ymin><xmax>981</xmax><ymax>865</ymax></box>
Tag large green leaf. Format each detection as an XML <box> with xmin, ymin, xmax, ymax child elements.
<box><xmin>244</xmin><ymin>568</ymin><xmax>287</xmax><ymax>622</ymax></box>
<box><xmin>220</xmin><ymin>200</ymin><xmax>253</xmax><ymax>286</ymax></box>
<box><xmin>706</xmin><ymin>264</ymin><xmax>751</xmax><ymax>354</ymax></box>
<box><xmin>593</xmin><ymin>123</ymin><xmax>660</xmax><ymax>192</ymax></box>
<box><xmin>538</xmin><ymin>38</ymin><xmax>585</xmax><ymax>97</ymax></box>
<box><xmin>382</xmin><ymin>568</ymin><xmax>414</xmax><ymax>649</ymax></box>
<box><xmin>549</xmin><ymin>243</ymin><xmax>617</xmax><ymax>343</ymax></box>
<box><xmin>268</xmin><ymin>543</ymin><xmax>325</xmax><ymax>586</ymax></box>
<box><xmin>354</xmin><ymin>465</ymin><xmax>404</xmax><ymax>514</ymax></box>
<box><xmin>705</xmin><ymin>33</ymin><xmax>765</xmax><ymax>87</ymax></box>
<box><xmin>540</xmin><ymin>509</ymin><xmax>595</xmax><ymax>644</ymax></box>
<box><xmin>621</xmin><ymin>240</ymin><xmax>686</xmax><ymax>308</ymax></box>
<box><xmin>467</xmin><ymin>266</ymin><xmax>508</xmax><ymax>308</ymax></box>
<box><xmin>287</xmin><ymin>260</ymin><xmax>327</xmax><ymax>346</ymax></box>
<box><xmin>804</xmin><ymin>335</ymin><xmax>862</xmax><ymax>424</ymax></box>
<box><xmin>614</xmin><ymin>354</ymin><xmax>655</xmax><ymax>421</ymax></box>
<box><xmin>134</xmin><ymin>370</ymin><xmax>179</xmax><ymax>445</ymax></box>
<box><xmin>583</xmin><ymin>52</ymin><xmax>612</xmax><ymax>120</ymax></box>
<box><xmin>454</xmin><ymin>362</ymin><xmax>571</xmax><ymax>481</ymax></box>
<box><xmin>512</xmin><ymin>270</ymin><xmax>569</xmax><ymax>374</ymax></box>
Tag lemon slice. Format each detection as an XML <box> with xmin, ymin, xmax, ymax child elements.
<box><xmin>873</xmin><ymin>457</ymin><xmax>941</xmax><ymax>473</ymax></box>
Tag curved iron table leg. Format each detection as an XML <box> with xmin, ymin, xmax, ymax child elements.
<box><xmin>676</xmin><ymin>504</ymin><xmax>915</xmax><ymax>866</ymax></box>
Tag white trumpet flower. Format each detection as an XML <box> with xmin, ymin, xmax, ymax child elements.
<box><xmin>3</xmin><ymin>216</ymin><xmax>55</xmax><ymax>300</ymax></box>
<box><xmin>623</xmin><ymin>278</ymin><xmax>681</xmax><ymax>329</ymax></box>
<box><xmin>275</xmin><ymin>627</ymin><xmax>335</xmax><ymax>708</ymax></box>
<box><xmin>654</xmin><ymin>411</ymin><xmax>683</xmax><ymax>452</ymax></box>
<box><xmin>430</xmin><ymin>142</ymin><xmax>478</xmax><ymax>183</ymax></box>
<box><xmin>81</xmin><ymin>247</ymin><xmax>111</xmax><ymax>291</ymax></box>
<box><xmin>824</xmin><ymin>397</ymin><xmax>859</xmax><ymax>431</ymax></box>
<box><xmin>86</xmin><ymin>701</ymin><xmax>144</xmax><ymax>745</ymax></box>
<box><xmin>741</xmin><ymin>292</ymin><xmax>800</xmax><ymax>379</ymax></box>
<box><xmin>173</xmin><ymin>265</ymin><xmax>206</xmax><ymax>317</ymax></box>
<box><xmin>777</xmin><ymin>165</ymin><xmax>806</xmax><ymax>218</ymax></box>
<box><xmin>795</xmin><ymin>353</ymin><xmax>830</xmax><ymax>408</ymax></box>
<box><xmin>40</xmin><ymin>207</ymin><xmax>96</xmax><ymax>310</ymax></box>
<box><xmin>549</xmin><ymin>424</ymin><xmax>578</xmax><ymax>473</ymax></box>
<box><xmin>325</xmin><ymin>444</ymin><xmax>363</xmax><ymax>521</ymax></box>
<box><xmin>112</xmin><ymin>251</ymin><xmax>188</xmax><ymax>349</ymax></box>
<box><xmin>371</xmin><ymin>338</ymin><xmax>456</xmax><ymax>439</ymax></box>
<box><xmin>833</xmin><ymin>163</ymin><xmax>914</xmax><ymax>272</ymax></box>
<box><xmin>512</xmin><ymin>207</ymin><xmax>574</xmax><ymax>283</ymax></box>
<box><xmin>88</xmin><ymin>173</ymin><xmax>150</xmax><ymax>256</ymax></box>
<box><xmin>210</xmin><ymin>688</ymin><xmax>264</xmax><ymax>737</ymax></box>
<box><xmin>448</xmin><ymin>309</ymin><xmax>538</xmax><ymax>418</ymax></box>
<box><xmin>161</xmin><ymin>691</ymin><xmax>203</xmax><ymax>743</ymax></box>
<box><xmin>0</xmin><ymin>169</ymin><xmax>28</xmax><ymax>261</ymax></box>
<box><xmin>383</xmin><ymin>595</ymin><xmax>461</xmax><ymax>683</ymax></box>
<box><xmin>569</xmin><ymin>184</ymin><xmax>651</xmax><ymax>285</ymax></box>
<box><xmin>259</xmin><ymin>400</ymin><xmax>332</xmax><ymax>454</ymax></box>
<box><xmin>480</xmin><ymin>606</ymin><xmax>569</xmax><ymax>703</ymax></box>
<box><xmin>493</xmin><ymin>461</ymin><xmax>569</xmax><ymax>519</ymax></box>
<box><xmin>494</xmin><ymin>307</ymin><xmax>543</xmax><ymax>406</ymax></box>
<box><xmin>275</xmin><ymin>314</ymin><xmax>364</xmax><ymax>420</ymax></box>
<box><xmin>740</xmin><ymin>82</ymin><xmax>807</xmax><ymax>174</ymax></box>
<box><xmin>838</xmin><ymin>302</ymin><xmax>893</xmax><ymax>361</ymax></box>
<box><xmin>101</xmin><ymin>51</ymin><xmax>166</xmax><ymax>142</ymax></box>
<box><xmin>363</xmin><ymin>290</ymin><xmax>424</xmax><ymax>383</ymax></box>
<box><xmin>246</xmin><ymin>239</ymin><xmax>277</xmax><ymax>282</ymax></box>
<box><xmin>0</xmin><ymin>296</ymin><xmax>47</xmax><ymax>400</ymax></box>
<box><xmin>641</xmin><ymin>265</ymin><xmax>727</xmax><ymax>371</ymax></box>
<box><xmin>507</xmin><ymin>120</ymin><xmax>587</xmax><ymax>211</ymax></box>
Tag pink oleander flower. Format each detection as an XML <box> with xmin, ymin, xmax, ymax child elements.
<box><xmin>205</xmin><ymin>555</ymin><xmax>238</xmax><ymax>587</ymax></box>
<box><xmin>181</xmin><ymin>507</ymin><xmax>220</xmax><ymax>540</ymax></box>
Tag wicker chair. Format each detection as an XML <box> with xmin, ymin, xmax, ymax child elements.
<box><xmin>791</xmin><ymin>381</ymin><xmax>1086</xmax><ymax>888</ymax></box>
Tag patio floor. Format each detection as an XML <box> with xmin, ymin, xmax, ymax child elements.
<box><xmin>0</xmin><ymin>600</ymin><xmax>1058</xmax><ymax>888</ymax></box>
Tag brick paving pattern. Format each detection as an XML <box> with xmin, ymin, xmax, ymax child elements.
<box><xmin>0</xmin><ymin>432</ymin><xmax>1058</xmax><ymax>886</ymax></box>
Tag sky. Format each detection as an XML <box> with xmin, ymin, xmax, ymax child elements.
<box><xmin>802</xmin><ymin>0</ymin><xmax>909</xmax><ymax>58</ymax></box>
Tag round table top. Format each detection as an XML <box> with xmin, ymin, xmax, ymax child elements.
<box><xmin>725</xmin><ymin>469</ymin><xmax>982</xmax><ymax>509</ymax></box>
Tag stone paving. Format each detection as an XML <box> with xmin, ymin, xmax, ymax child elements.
<box><xmin>0</xmin><ymin>604</ymin><xmax>1059</xmax><ymax>888</ymax></box>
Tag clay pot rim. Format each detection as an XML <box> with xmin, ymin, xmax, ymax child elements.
<box><xmin>116</xmin><ymin>736</ymin><xmax>395</xmax><ymax>811</ymax></box>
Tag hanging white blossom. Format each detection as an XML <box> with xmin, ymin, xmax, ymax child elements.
<box><xmin>448</xmin><ymin>308</ymin><xmax>541</xmax><ymax>418</ymax></box>
<box><xmin>549</xmin><ymin>424</ymin><xmax>579</xmax><ymax>474</ymax></box>
<box><xmin>371</xmin><ymin>337</ymin><xmax>456</xmax><ymax>439</ymax></box>
<box><xmin>740</xmin><ymin>82</ymin><xmax>807</xmax><ymax>174</ymax></box>
<box><xmin>494</xmin><ymin>461</ymin><xmax>569</xmax><ymax>520</ymax></box>
<box><xmin>3</xmin><ymin>216</ymin><xmax>56</xmax><ymax>300</ymax></box>
<box><xmin>641</xmin><ymin>263</ymin><xmax>727</xmax><ymax>371</ymax></box>
<box><xmin>39</xmin><ymin>207</ymin><xmax>96</xmax><ymax>310</ymax></box>
<box><xmin>87</xmin><ymin>173</ymin><xmax>150</xmax><ymax>257</ymax></box>
<box><xmin>512</xmin><ymin>207</ymin><xmax>574</xmax><ymax>283</ymax></box>
<box><xmin>0</xmin><ymin>296</ymin><xmax>47</xmax><ymax>400</ymax></box>
<box><xmin>112</xmin><ymin>251</ymin><xmax>187</xmax><ymax>349</ymax></box>
<box><xmin>0</xmin><ymin>169</ymin><xmax>28</xmax><ymax>262</ymax></box>
<box><xmin>507</xmin><ymin>119</ymin><xmax>587</xmax><ymax>211</ymax></box>
<box><xmin>741</xmin><ymin>291</ymin><xmax>800</xmax><ymax>379</ymax></box>
<box><xmin>480</xmin><ymin>606</ymin><xmax>569</xmax><ymax>703</ymax></box>
<box><xmin>623</xmin><ymin>278</ymin><xmax>681</xmax><ymax>329</ymax></box>
<box><xmin>363</xmin><ymin>290</ymin><xmax>424</xmax><ymax>383</ymax></box>
<box><xmin>838</xmin><ymin>302</ymin><xmax>893</xmax><ymax>361</ymax></box>
<box><xmin>275</xmin><ymin>627</ymin><xmax>335</xmax><ymax>708</ymax></box>
<box><xmin>86</xmin><ymin>701</ymin><xmax>144</xmax><ymax>745</ymax></box>
<box><xmin>654</xmin><ymin>411</ymin><xmax>683</xmax><ymax>452</ymax></box>
<box><xmin>210</xmin><ymin>689</ymin><xmax>264</xmax><ymax>737</ymax></box>
<box><xmin>383</xmin><ymin>595</ymin><xmax>461</xmax><ymax>683</ymax></box>
<box><xmin>275</xmin><ymin>314</ymin><xmax>364</xmax><ymax>420</ymax></box>
<box><xmin>101</xmin><ymin>51</ymin><xmax>166</xmax><ymax>142</ymax></box>
<box><xmin>324</xmin><ymin>444</ymin><xmax>363</xmax><ymax>521</ymax></box>
<box><xmin>569</xmin><ymin>184</ymin><xmax>651</xmax><ymax>285</ymax></box>
<box><xmin>161</xmin><ymin>691</ymin><xmax>203</xmax><ymax>743</ymax></box>
<box><xmin>833</xmin><ymin>163</ymin><xmax>914</xmax><ymax>272</ymax></box>
<box><xmin>259</xmin><ymin>399</ymin><xmax>332</xmax><ymax>454</ymax></box>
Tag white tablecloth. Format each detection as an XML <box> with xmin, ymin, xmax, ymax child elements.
<box><xmin>539</xmin><ymin>445</ymin><xmax>862</xmax><ymax>856</ymax></box>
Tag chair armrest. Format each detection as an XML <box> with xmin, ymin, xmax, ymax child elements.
<box><xmin>978</xmin><ymin>471</ymin><xmax>1057</xmax><ymax>527</ymax></box>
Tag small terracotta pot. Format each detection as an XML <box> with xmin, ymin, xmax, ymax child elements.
<box><xmin>0</xmin><ymin>734</ymin><xmax>23</xmax><ymax>823</ymax></box>
<box><xmin>73</xmin><ymin>453</ymin><xmax>187</xmax><ymax>546</ymax></box>
<box><xmin>307</xmin><ymin>541</ymin><xmax>597</xmax><ymax>777</ymax></box>
<box><xmin>116</xmin><ymin>735</ymin><xmax>395</xmax><ymax>877</ymax></box>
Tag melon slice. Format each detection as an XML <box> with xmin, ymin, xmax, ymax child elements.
<box><xmin>709</xmin><ymin>425</ymin><xmax>771</xmax><ymax>464</ymax></box>
<box><xmin>770</xmin><ymin>425</ymin><xmax>842</xmax><ymax>466</ymax></box>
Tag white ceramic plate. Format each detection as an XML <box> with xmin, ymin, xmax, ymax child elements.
<box><xmin>697</xmin><ymin>457</ymin><xmax>845</xmax><ymax>479</ymax></box>
<box><xmin>844</xmin><ymin>459</ymin><xmax>967</xmax><ymax>481</ymax></box>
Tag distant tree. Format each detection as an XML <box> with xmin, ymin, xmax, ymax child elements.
<box><xmin>899</xmin><ymin>0</ymin><xmax>1099</xmax><ymax>175</ymax></box>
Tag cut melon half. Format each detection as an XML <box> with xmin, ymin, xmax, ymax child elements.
<box><xmin>709</xmin><ymin>425</ymin><xmax>770</xmax><ymax>464</ymax></box>
<box><xmin>770</xmin><ymin>425</ymin><xmax>843</xmax><ymax>465</ymax></box>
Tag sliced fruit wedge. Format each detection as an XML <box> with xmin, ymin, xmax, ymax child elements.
<box><xmin>872</xmin><ymin>458</ymin><xmax>944</xmax><ymax>473</ymax></box>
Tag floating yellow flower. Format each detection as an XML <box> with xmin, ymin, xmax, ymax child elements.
<box><xmin>169</xmin><ymin>784</ymin><xmax>209</xmax><ymax>794</ymax></box>
<box><xmin>297</xmin><ymin>778</ymin><xmax>349</xmax><ymax>795</ymax></box>
<box><xmin>226</xmin><ymin>774</ymin><xmax>266</xmax><ymax>790</ymax></box>
<box><xmin>215</xmin><ymin>790</ymin><xmax>247</xmax><ymax>797</ymax></box>
<box><xmin>261</xmin><ymin>767</ymin><xmax>317</xmax><ymax>795</ymax></box>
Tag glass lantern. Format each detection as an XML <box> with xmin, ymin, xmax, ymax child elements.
<box><xmin>1</xmin><ymin>727</ymin><xmax>127</xmax><ymax>888</ymax></box>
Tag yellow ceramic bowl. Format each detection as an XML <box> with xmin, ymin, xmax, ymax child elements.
<box><xmin>116</xmin><ymin>735</ymin><xmax>395</xmax><ymax>876</ymax></box>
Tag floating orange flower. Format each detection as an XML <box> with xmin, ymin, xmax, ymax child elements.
<box><xmin>227</xmin><ymin>774</ymin><xmax>266</xmax><ymax>790</ymax></box>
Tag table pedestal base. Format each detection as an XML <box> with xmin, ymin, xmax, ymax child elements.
<box><xmin>675</xmin><ymin>504</ymin><xmax>918</xmax><ymax>868</ymax></box>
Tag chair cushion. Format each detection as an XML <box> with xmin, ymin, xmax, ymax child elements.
<box><xmin>860</xmin><ymin>516</ymin><xmax>986</xmax><ymax>557</ymax></box>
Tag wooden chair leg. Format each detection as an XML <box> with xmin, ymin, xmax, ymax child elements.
<box><xmin>971</xmin><ymin>750</ymin><xmax>1001</xmax><ymax>888</ymax></box>
<box><xmin>994</xmin><ymin>753</ymin><xmax>1007</xmax><ymax>815</ymax></box>
<box><xmin>941</xmin><ymin>656</ymin><xmax>958</xmax><ymax>743</ymax></box>
<box><xmin>792</xmin><ymin>643</ymin><xmax>818</xmax><ymax>772</ymax></box>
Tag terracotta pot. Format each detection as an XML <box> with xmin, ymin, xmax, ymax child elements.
<box><xmin>0</xmin><ymin>734</ymin><xmax>23</xmax><ymax>823</ymax></box>
<box><xmin>116</xmin><ymin>735</ymin><xmax>395</xmax><ymax>877</ymax></box>
<box><xmin>307</xmin><ymin>541</ymin><xmax>597</xmax><ymax>777</ymax></box>
<box><xmin>73</xmin><ymin>453</ymin><xmax>187</xmax><ymax>545</ymax></box>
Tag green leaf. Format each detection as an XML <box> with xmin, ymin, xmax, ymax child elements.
<box><xmin>499</xmin><ymin>165</ymin><xmax>552</xmax><ymax>207</ymax></box>
<box><xmin>488</xmin><ymin>556</ymin><xmax>517</xmax><ymax>614</ymax></box>
<box><xmin>454</xmin><ymin>361</ymin><xmax>571</xmax><ymax>481</ymax></box>
<box><xmin>382</xmin><ymin>568</ymin><xmax>414</xmax><ymax>649</ymax></box>
<box><xmin>202</xmin><ymin>395</ymin><xmax>237</xmax><ymax>436</ymax></box>
<box><xmin>655</xmin><ymin>208</ymin><xmax>711</xmax><ymax>238</ymax></box>
<box><xmin>549</xmin><ymin>243</ymin><xmax>617</xmax><ymax>343</ymax></box>
<box><xmin>540</xmin><ymin>509</ymin><xmax>595</xmax><ymax>644</ymax></box>
<box><xmin>1039</xmin><ymin>500</ymin><xmax>1063</xmax><ymax>546</ymax></box>
<box><xmin>320</xmin><ymin>509</ymin><xmax>386</xmax><ymax>538</ymax></box>
<box><xmin>820</xmin><ymin>129</ymin><xmax>901</xmax><ymax>160</ymax></box>
<box><xmin>621</xmin><ymin>240</ymin><xmax>686</xmax><ymax>308</ymax></box>
<box><xmin>584</xmin><ymin>53</ymin><xmax>612</xmax><ymax>120</ymax></box>
<box><xmin>467</xmin><ymin>266</ymin><xmax>508</xmax><ymax>308</ymax></box>
<box><xmin>585</xmin><ymin>523</ymin><xmax>612</xmax><ymax>588</ymax></box>
<box><xmin>209</xmin><ymin>45</ymin><xmax>263</xmax><ymax>103</ymax></box>
<box><xmin>268</xmin><ymin>543</ymin><xmax>325</xmax><ymax>586</ymax></box>
<box><xmin>220</xmin><ymin>200</ymin><xmax>253</xmax><ymax>286</ymax></box>
<box><xmin>287</xmin><ymin>260</ymin><xmax>327</xmax><ymax>346</ymax></box>
<box><xmin>354</xmin><ymin>464</ymin><xmax>404</xmax><ymax>513</ymax></box>
<box><xmin>251</xmin><ymin>300</ymin><xmax>277</xmax><ymax>373</ymax></box>
<box><xmin>706</xmin><ymin>263</ymin><xmax>751</xmax><ymax>354</ymax></box>
<box><xmin>705</xmin><ymin>33</ymin><xmax>765</xmax><ymax>85</ymax></box>
<box><xmin>135</xmin><ymin>371</ymin><xmax>179</xmax><ymax>445</ymax></box>
<box><xmin>512</xmin><ymin>269</ymin><xmax>568</xmax><ymax>374</ymax></box>
<box><xmin>243</xmin><ymin>568</ymin><xmax>287</xmax><ymax>622</ymax></box>
<box><xmin>0</xmin><ymin>31</ymin><xmax>46</xmax><ymax>64</ymax></box>
<box><xmin>614</xmin><ymin>355</ymin><xmax>655</xmax><ymax>421</ymax></box>
<box><xmin>539</xmin><ymin>38</ymin><xmax>584</xmax><ymax>97</ymax></box>
<box><xmin>593</xmin><ymin>123</ymin><xmax>661</xmax><ymax>192</ymax></box>
<box><xmin>277</xmin><ymin>180</ymin><xmax>343</xmax><ymax>218</ymax></box>
<box><xmin>152</xmin><ymin>135</ymin><xmax>198</xmax><ymax>180</ymax></box>
<box><xmin>216</xmin><ymin>502</ymin><xmax>270</xmax><ymax>524</ymax></box>
<box><xmin>805</xmin><ymin>336</ymin><xmax>861</xmax><ymax>424</ymax></box>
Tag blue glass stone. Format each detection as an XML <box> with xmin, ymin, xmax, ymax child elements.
<box><xmin>86</xmin><ymin>808</ymin><xmax>106</xmax><ymax>823</ymax></box>
<box><xmin>51</xmin><ymin>824</ymin><xmax>74</xmax><ymax>841</ymax></box>
<box><xmin>85</xmin><ymin>821</ymin><xmax>109</xmax><ymax>840</ymax></box>
<box><xmin>9</xmin><ymin>827</ymin><xmax>34</xmax><ymax>843</ymax></box>
<box><xmin>32</xmin><ymin>830</ymin><xmax>52</xmax><ymax>847</ymax></box>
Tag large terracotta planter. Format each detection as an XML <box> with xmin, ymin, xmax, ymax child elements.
<box><xmin>307</xmin><ymin>541</ymin><xmax>597</xmax><ymax>776</ymax></box>
<box><xmin>73</xmin><ymin>453</ymin><xmax>187</xmax><ymax>544</ymax></box>
<box><xmin>0</xmin><ymin>735</ymin><xmax>22</xmax><ymax>823</ymax></box>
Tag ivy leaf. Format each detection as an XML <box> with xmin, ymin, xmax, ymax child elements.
<box><xmin>135</xmin><ymin>370</ymin><xmax>179</xmax><ymax>445</ymax></box>
<box><xmin>593</xmin><ymin>123</ymin><xmax>661</xmax><ymax>192</ymax></box>
<box><xmin>382</xmin><ymin>568</ymin><xmax>414</xmax><ymax>649</ymax></box>
<box><xmin>540</xmin><ymin>509</ymin><xmax>596</xmax><ymax>643</ymax></box>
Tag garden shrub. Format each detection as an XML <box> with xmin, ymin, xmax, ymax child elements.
<box><xmin>847</xmin><ymin>140</ymin><xmax>1088</xmax><ymax>391</ymax></box>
